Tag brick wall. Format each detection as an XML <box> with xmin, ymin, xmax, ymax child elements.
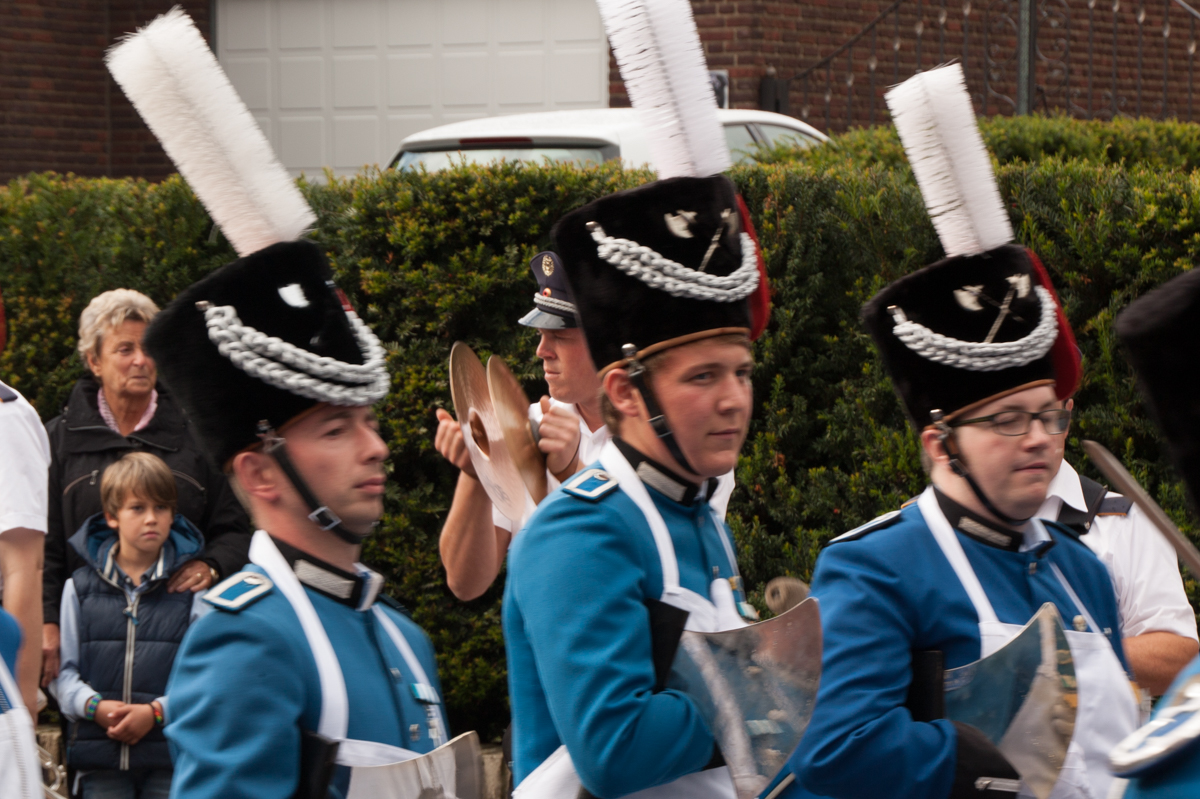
<box><xmin>611</xmin><ymin>1</ymin><xmax>1200</xmax><ymax>135</ymax></box>
<box><xmin>0</xmin><ymin>0</ymin><xmax>210</xmax><ymax>183</ymax></box>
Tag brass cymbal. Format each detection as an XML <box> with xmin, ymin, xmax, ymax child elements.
<box><xmin>448</xmin><ymin>342</ymin><xmax>528</xmax><ymax>523</ymax></box>
<box><xmin>487</xmin><ymin>356</ymin><xmax>547</xmax><ymax>505</ymax></box>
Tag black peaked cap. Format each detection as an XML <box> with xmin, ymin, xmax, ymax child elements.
<box><xmin>518</xmin><ymin>250</ymin><xmax>577</xmax><ymax>329</ymax></box>
<box><xmin>863</xmin><ymin>244</ymin><xmax>1062</xmax><ymax>429</ymax></box>
<box><xmin>552</xmin><ymin>175</ymin><xmax>751</xmax><ymax>373</ymax></box>
<box><xmin>1116</xmin><ymin>268</ymin><xmax>1200</xmax><ymax>512</ymax></box>
<box><xmin>144</xmin><ymin>239</ymin><xmax>369</xmax><ymax>467</ymax></box>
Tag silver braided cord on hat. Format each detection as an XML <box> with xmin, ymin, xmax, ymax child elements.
<box><xmin>889</xmin><ymin>285</ymin><xmax>1058</xmax><ymax>372</ymax></box>
<box><xmin>586</xmin><ymin>223</ymin><xmax>759</xmax><ymax>302</ymax></box>
<box><xmin>199</xmin><ymin>303</ymin><xmax>389</xmax><ymax>404</ymax></box>
<box><xmin>533</xmin><ymin>293</ymin><xmax>577</xmax><ymax>314</ymax></box>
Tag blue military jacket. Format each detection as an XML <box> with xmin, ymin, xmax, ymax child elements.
<box><xmin>788</xmin><ymin>498</ymin><xmax>1127</xmax><ymax>799</ymax></box>
<box><xmin>165</xmin><ymin>545</ymin><xmax>445</xmax><ymax>799</ymax></box>
<box><xmin>503</xmin><ymin>452</ymin><xmax>743</xmax><ymax>799</ymax></box>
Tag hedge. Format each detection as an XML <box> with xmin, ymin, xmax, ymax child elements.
<box><xmin>3</xmin><ymin>116</ymin><xmax>1199</xmax><ymax>740</ymax></box>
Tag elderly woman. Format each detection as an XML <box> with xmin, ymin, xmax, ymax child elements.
<box><xmin>40</xmin><ymin>289</ymin><xmax>252</xmax><ymax>684</ymax></box>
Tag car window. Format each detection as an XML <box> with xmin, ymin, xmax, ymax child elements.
<box><xmin>723</xmin><ymin>124</ymin><xmax>760</xmax><ymax>165</ymax></box>
<box><xmin>757</xmin><ymin>124</ymin><xmax>819</xmax><ymax>150</ymax></box>
<box><xmin>396</xmin><ymin>147</ymin><xmax>606</xmax><ymax>171</ymax></box>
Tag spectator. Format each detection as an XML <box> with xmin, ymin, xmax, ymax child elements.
<box><xmin>51</xmin><ymin>452</ymin><xmax>204</xmax><ymax>799</ymax></box>
<box><xmin>41</xmin><ymin>289</ymin><xmax>251</xmax><ymax>687</ymax></box>
<box><xmin>0</xmin><ymin>283</ymin><xmax>52</xmax><ymax>799</ymax></box>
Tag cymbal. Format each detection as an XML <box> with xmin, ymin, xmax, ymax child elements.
<box><xmin>448</xmin><ymin>342</ymin><xmax>528</xmax><ymax>523</ymax></box>
<box><xmin>487</xmin><ymin>356</ymin><xmax>547</xmax><ymax>505</ymax></box>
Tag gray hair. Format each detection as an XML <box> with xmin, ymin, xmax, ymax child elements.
<box><xmin>77</xmin><ymin>289</ymin><xmax>160</xmax><ymax>362</ymax></box>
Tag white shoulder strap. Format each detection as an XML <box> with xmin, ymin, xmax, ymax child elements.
<box><xmin>249</xmin><ymin>531</ymin><xmax>349</xmax><ymax>741</ymax></box>
<box><xmin>371</xmin><ymin>606</ymin><xmax>448</xmax><ymax>745</ymax></box>
<box><xmin>917</xmin><ymin>487</ymin><xmax>1000</xmax><ymax>624</ymax></box>
<box><xmin>598</xmin><ymin>441</ymin><xmax>681</xmax><ymax>596</ymax></box>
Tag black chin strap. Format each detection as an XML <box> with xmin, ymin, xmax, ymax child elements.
<box><xmin>257</xmin><ymin>422</ymin><xmax>371</xmax><ymax>545</ymax></box>
<box><xmin>932</xmin><ymin>411</ymin><xmax>1031</xmax><ymax>527</ymax></box>
<box><xmin>623</xmin><ymin>344</ymin><xmax>698</xmax><ymax>478</ymax></box>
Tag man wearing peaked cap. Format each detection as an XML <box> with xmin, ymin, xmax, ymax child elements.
<box><xmin>148</xmin><ymin>241</ymin><xmax>456</xmax><ymax>799</ymax></box>
<box><xmin>434</xmin><ymin>250</ymin><xmax>739</xmax><ymax>600</ymax></box>
<box><xmin>503</xmin><ymin>173</ymin><xmax>770</xmax><ymax>798</ymax></box>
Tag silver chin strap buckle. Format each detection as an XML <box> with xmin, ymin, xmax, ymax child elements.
<box><xmin>256</xmin><ymin>420</ymin><xmax>285</xmax><ymax>454</ymax></box>
<box><xmin>308</xmin><ymin>506</ymin><xmax>344</xmax><ymax>531</ymax></box>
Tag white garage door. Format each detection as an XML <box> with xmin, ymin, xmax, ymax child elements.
<box><xmin>216</xmin><ymin>0</ymin><xmax>609</xmax><ymax>178</ymax></box>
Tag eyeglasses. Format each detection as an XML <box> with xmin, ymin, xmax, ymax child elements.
<box><xmin>951</xmin><ymin>408</ymin><xmax>1072</xmax><ymax>437</ymax></box>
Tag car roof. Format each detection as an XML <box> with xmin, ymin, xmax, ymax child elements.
<box><xmin>396</xmin><ymin>107</ymin><xmax>828</xmax><ymax>151</ymax></box>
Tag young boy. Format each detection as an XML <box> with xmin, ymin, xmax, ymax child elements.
<box><xmin>51</xmin><ymin>452</ymin><xmax>205</xmax><ymax>799</ymax></box>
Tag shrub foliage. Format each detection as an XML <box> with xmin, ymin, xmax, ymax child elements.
<box><xmin>3</xmin><ymin>117</ymin><xmax>1199</xmax><ymax>739</ymax></box>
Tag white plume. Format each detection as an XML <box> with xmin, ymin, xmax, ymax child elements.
<box><xmin>597</xmin><ymin>0</ymin><xmax>731</xmax><ymax>179</ymax></box>
<box><xmin>105</xmin><ymin>7</ymin><xmax>315</xmax><ymax>257</ymax></box>
<box><xmin>884</xmin><ymin>64</ymin><xmax>1012</xmax><ymax>257</ymax></box>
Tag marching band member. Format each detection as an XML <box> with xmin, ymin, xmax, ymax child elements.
<box><xmin>435</xmin><ymin>251</ymin><xmax>734</xmax><ymax>600</ymax></box>
<box><xmin>504</xmin><ymin>173</ymin><xmax>767</xmax><ymax>798</ymax></box>
<box><xmin>150</xmin><ymin>240</ymin><xmax>450</xmax><ymax>799</ymax></box>
<box><xmin>105</xmin><ymin>10</ymin><xmax>458</xmax><ymax>798</ymax></box>
<box><xmin>788</xmin><ymin>65</ymin><xmax>1138</xmax><ymax>799</ymax></box>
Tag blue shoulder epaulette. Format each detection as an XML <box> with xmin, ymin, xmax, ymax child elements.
<box><xmin>1097</xmin><ymin>495</ymin><xmax>1134</xmax><ymax>516</ymax></box>
<box><xmin>562</xmin><ymin>468</ymin><xmax>619</xmax><ymax>502</ymax></box>
<box><xmin>202</xmin><ymin>571</ymin><xmax>274</xmax><ymax>612</ymax></box>
<box><xmin>0</xmin><ymin>384</ymin><xmax>18</xmax><ymax>403</ymax></box>
<box><xmin>828</xmin><ymin>510</ymin><xmax>903</xmax><ymax>544</ymax></box>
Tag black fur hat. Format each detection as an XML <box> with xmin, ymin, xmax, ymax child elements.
<box><xmin>144</xmin><ymin>240</ymin><xmax>388</xmax><ymax>467</ymax></box>
<box><xmin>1117</xmin><ymin>269</ymin><xmax>1200</xmax><ymax>511</ymax></box>
<box><xmin>552</xmin><ymin>175</ymin><xmax>764</xmax><ymax>373</ymax></box>
<box><xmin>863</xmin><ymin>244</ymin><xmax>1079</xmax><ymax>430</ymax></box>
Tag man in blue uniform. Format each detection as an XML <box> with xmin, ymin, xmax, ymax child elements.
<box><xmin>144</xmin><ymin>240</ymin><xmax>449</xmax><ymax>799</ymax></box>
<box><xmin>1106</xmin><ymin>263</ymin><xmax>1200</xmax><ymax>797</ymax></box>
<box><xmin>503</xmin><ymin>174</ymin><xmax>771</xmax><ymax>798</ymax></box>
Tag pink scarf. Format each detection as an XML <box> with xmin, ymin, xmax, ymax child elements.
<box><xmin>98</xmin><ymin>388</ymin><xmax>158</xmax><ymax>435</ymax></box>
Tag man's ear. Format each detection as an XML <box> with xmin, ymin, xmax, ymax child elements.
<box><xmin>603</xmin><ymin>368</ymin><xmax>643</xmax><ymax>422</ymax></box>
<box><xmin>231</xmin><ymin>450</ymin><xmax>281</xmax><ymax>503</ymax></box>
<box><xmin>920</xmin><ymin>427</ymin><xmax>949</xmax><ymax>466</ymax></box>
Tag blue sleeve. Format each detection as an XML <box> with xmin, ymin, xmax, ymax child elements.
<box><xmin>51</xmin><ymin>578</ymin><xmax>98</xmax><ymax>719</ymax></box>
<box><xmin>165</xmin><ymin>604</ymin><xmax>317</xmax><ymax>799</ymax></box>
<box><xmin>790</xmin><ymin>541</ymin><xmax>957</xmax><ymax>799</ymax></box>
<box><xmin>510</xmin><ymin>499</ymin><xmax>714</xmax><ymax>798</ymax></box>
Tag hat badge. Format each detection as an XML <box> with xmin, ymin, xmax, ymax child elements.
<box><xmin>541</xmin><ymin>254</ymin><xmax>555</xmax><ymax>276</ymax></box>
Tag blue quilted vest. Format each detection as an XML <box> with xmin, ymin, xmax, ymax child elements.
<box><xmin>66</xmin><ymin>513</ymin><xmax>202</xmax><ymax>771</ymax></box>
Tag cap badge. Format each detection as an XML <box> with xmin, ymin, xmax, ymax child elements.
<box><xmin>664</xmin><ymin>210</ymin><xmax>698</xmax><ymax>239</ymax></box>
<box><xmin>541</xmin><ymin>254</ymin><xmax>555</xmax><ymax>276</ymax></box>
<box><xmin>952</xmin><ymin>273</ymin><xmax>1032</xmax><ymax>343</ymax></box>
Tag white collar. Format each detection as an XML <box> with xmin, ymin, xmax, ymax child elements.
<box><xmin>1045</xmin><ymin>459</ymin><xmax>1088</xmax><ymax>513</ymax></box>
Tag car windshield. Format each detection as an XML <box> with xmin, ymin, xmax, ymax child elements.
<box><xmin>396</xmin><ymin>147</ymin><xmax>606</xmax><ymax>171</ymax></box>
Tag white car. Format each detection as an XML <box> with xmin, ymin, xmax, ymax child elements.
<box><xmin>389</xmin><ymin>108</ymin><xmax>828</xmax><ymax>172</ymax></box>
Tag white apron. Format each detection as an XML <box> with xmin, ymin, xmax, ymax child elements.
<box><xmin>515</xmin><ymin>442</ymin><xmax>746</xmax><ymax>799</ymax></box>
<box><xmin>918</xmin><ymin>488</ymin><xmax>1139</xmax><ymax>799</ymax></box>
<box><xmin>0</xmin><ymin>643</ymin><xmax>41</xmax><ymax>799</ymax></box>
<box><xmin>249</xmin><ymin>532</ymin><xmax>452</xmax><ymax>798</ymax></box>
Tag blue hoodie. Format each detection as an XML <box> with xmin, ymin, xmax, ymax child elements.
<box><xmin>56</xmin><ymin>512</ymin><xmax>204</xmax><ymax>772</ymax></box>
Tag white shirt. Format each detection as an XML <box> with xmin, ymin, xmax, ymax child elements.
<box><xmin>0</xmin><ymin>380</ymin><xmax>51</xmax><ymax>594</ymax></box>
<box><xmin>1037</xmin><ymin>460</ymin><xmax>1198</xmax><ymax>641</ymax></box>
<box><xmin>493</xmin><ymin>398</ymin><xmax>735</xmax><ymax>531</ymax></box>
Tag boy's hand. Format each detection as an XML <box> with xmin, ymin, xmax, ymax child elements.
<box><xmin>93</xmin><ymin>700</ymin><xmax>125</xmax><ymax>730</ymax></box>
<box><xmin>106</xmin><ymin>703</ymin><xmax>156</xmax><ymax>744</ymax></box>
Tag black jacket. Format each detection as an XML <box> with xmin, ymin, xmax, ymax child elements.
<box><xmin>43</xmin><ymin>377</ymin><xmax>252</xmax><ymax>626</ymax></box>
